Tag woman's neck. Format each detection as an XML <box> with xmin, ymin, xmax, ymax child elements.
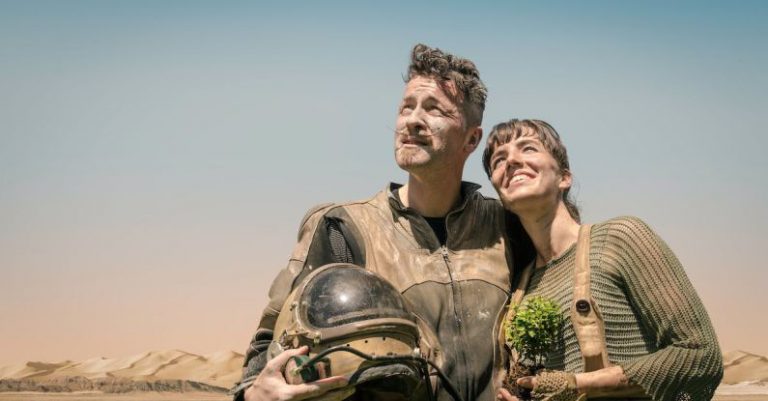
<box><xmin>518</xmin><ymin>202</ymin><xmax>580</xmax><ymax>268</ymax></box>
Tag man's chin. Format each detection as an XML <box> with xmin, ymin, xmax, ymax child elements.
<box><xmin>395</xmin><ymin>155</ymin><xmax>430</xmax><ymax>172</ymax></box>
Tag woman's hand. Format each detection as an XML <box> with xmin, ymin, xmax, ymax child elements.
<box><xmin>572</xmin><ymin>365</ymin><xmax>647</xmax><ymax>399</ymax></box>
<box><xmin>515</xmin><ymin>366</ymin><xmax>646</xmax><ymax>400</ymax></box>
<box><xmin>515</xmin><ymin>375</ymin><xmax>537</xmax><ymax>390</ymax></box>
<box><xmin>496</xmin><ymin>374</ymin><xmax>576</xmax><ymax>401</ymax></box>
<box><xmin>497</xmin><ymin>388</ymin><xmax>520</xmax><ymax>400</ymax></box>
<box><xmin>244</xmin><ymin>346</ymin><xmax>354</xmax><ymax>401</ymax></box>
<box><xmin>516</xmin><ymin>371</ymin><xmax>582</xmax><ymax>401</ymax></box>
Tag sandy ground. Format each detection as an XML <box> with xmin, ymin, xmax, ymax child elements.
<box><xmin>0</xmin><ymin>391</ymin><xmax>766</xmax><ymax>401</ymax></box>
<box><xmin>0</xmin><ymin>393</ymin><xmax>765</xmax><ymax>401</ymax></box>
<box><xmin>0</xmin><ymin>393</ymin><xmax>229</xmax><ymax>401</ymax></box>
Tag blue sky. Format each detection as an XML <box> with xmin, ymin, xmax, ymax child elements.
<box><xmin>1</xmin><ymin>1</ymin><xmax>766</xmax><ymax>363</ymax></box>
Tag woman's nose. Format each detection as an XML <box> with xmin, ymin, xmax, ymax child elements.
<box><xmin>505</xmin><ymin>150</ymin><xmax>523</xmax><ymax>171</ymax></box>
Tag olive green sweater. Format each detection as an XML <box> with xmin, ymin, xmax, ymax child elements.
<box><xmin>521</xmin><ymin>216</ymin><xmax>723</xmax><ymax>401</ymax></box>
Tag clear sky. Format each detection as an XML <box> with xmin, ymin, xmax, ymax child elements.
<box><xmin>1</xmin><ymin>1</ymin><xmax>766</xmax><ymax>365</ymax></box>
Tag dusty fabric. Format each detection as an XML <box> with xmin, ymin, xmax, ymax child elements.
<box><xmin>520</xmin><ymin>216</ymin><xmax>723</xmax><ymax>401</ymax></box>
<box><xmin>233</xmin><ymin>182</ymin><xmax>514</xmax><ymax>401</ymax></box>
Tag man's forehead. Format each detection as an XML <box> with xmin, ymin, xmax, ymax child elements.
<box><xmin>403</xmin><ymin>75</ymin><xmax>460</xmax><ymax>99</ymax></box>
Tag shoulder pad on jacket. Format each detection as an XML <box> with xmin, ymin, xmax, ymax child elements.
<box><xmin>297</xmin><ymin>203</ymin><xmax>336</xmax><ymax>240</ymax></box>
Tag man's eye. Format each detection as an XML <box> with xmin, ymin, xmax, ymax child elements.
<box><xmin>427</xmin><ymin>107</ymin><xmax>444</xmax><ymax>116</ymax></box>
<box><xmin>400</xmin><ymin>107</ymin><xmax>413</xmax><ymax>115</ymax></box>
<box><xmin>523</xmin><ymin>145</ymin><xmax>537</xmax><ymax>152</ymax></box>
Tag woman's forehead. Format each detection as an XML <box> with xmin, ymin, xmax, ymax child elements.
<box><xmin>493</xmin><ymin>127</ymin><xmax>541</xmax><ymax>148</ymax></box>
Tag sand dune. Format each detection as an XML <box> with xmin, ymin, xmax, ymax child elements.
<box><xmin>0</xmin><ymin>350</ymin><xmax>244</xmax><ymax>391</ymax></box>
<box><xmin>3</xmin><ymin>349</ymin><xmax>768</xmax><ymax>393</ymax></box>
<box><xmin>0</xmin><ymin>361</ymin><xmax>73</xmax><ymax>381</ymax></box>
<box><xmin>722</xmin><ymin>350</ymin><xmax>768</xmax><ymax>384</ymax></box>
<box><xmin>144</xmin><ymin>351</ymin><xmax>243</xmax><ymax>388</ymax></box>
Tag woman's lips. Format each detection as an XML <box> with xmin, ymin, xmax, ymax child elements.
<box><xmin>506</xmin><ymin>171</ymin><xmax>535</xmax><ymax>188</ymax></box>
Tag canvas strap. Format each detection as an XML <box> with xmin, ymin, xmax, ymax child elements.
<box><xmin>570</xmin><ymin>224</ymin><xmax>611</xmax><ymax>372</ymax></box>
<box><xmin>500</xmin><ymin>259</ymin><xmax>535</xmax><ymax>366</ymax></box>
<box><xmin>511</xmin><ymin>261</ymin><xmax>535</xmax><ymax>309</ymax></box>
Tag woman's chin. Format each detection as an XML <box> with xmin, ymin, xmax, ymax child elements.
<box><xmin>500</xmin><ymin>194</ymin><xmax>550</xmax><ymax>217</ymax></box>
<box><xmin>499</xmin><ymin>197</ymin><xmax>528</xmax><ymax>214</ymax></box>
<box><xmin>499</xmin><ymin>192</ymin><xmax>530</xmax><ymax>207</ymax></box>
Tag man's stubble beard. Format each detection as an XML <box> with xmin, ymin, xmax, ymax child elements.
<box><xmin>395</xmin><ymin>147</ymin><xmax>432</xmax><ymax>172</ymax></box>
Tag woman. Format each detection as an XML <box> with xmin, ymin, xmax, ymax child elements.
<box><xmin>484</xmin><ymin>120</ymin><xmax>723</xmax><ymax>401</ymax></box>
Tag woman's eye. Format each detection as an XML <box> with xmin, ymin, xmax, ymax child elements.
<box><xmin>492</xmin><ymin>158</ymin><xmax>504</xmax><ymax>170</ymax></box>
<box><xmin>523</xmin><ymin>145</ymin><xmax>537</xmax><ymax>152</ymax></box>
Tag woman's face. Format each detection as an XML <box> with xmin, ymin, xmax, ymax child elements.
<box><xmin>487</xmin><ymin>132</ymin><xmax>571</xmax><ymax>215</ymax></box>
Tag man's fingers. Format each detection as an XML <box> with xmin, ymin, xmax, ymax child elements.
<box><xmin>265</xmin><ymin>346</ymin><xmax>309</xmax><ymax>372</ymax></box>
<box><xmin>312</xmin><ymin>376</ymin><xmax>348</xmax><ymax>386</ymax></box>
<box><xmin>285</xmin><ymin>376</ymin><xmax>349</xmax><ymax>400</ymax></box>
<box><xmin>516</xmin><ymin>376</ymin><xmax>536</xmax><ymax>389</ymax></box>
<box><xmin>310</xmin><ymin>386</ymin><xmax>356</xmax><ymax>401</ymax></box>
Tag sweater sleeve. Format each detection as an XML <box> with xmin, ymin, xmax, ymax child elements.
<box><xmin>607</xmin><ymin>216</ymin><xmax>723</xmax><ymax>401</ymax></box>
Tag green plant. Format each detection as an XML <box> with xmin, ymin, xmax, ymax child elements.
<box><xmin>505</xmin><ymin>296</ymin><xmax>562</xmax><ymax>367</ymax></box>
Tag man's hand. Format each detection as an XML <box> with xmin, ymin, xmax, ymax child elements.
<box><xmin>244</xmin><ymin>346</ymin><xmax>354</xmax><ymax>401</ymax></box>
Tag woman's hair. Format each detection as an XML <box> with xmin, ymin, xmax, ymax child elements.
<box><xmin>482</xmin><ymin>119</ymin><xmax>580</xmax><ymax>223</ymax></box>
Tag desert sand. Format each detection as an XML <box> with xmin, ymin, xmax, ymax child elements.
<box><xmin>0</xmin><ymin>350</ymin><xmax>242</xmax><ymax>391</ymax></box>
<box><xmin>0</xmin><ymin>392</ymin><xmax>228</xmax><ymax>401</ymax></box>
<box><xmin>723</xmin><ymin>351</ymin><xmax>768</xmax><ymax>384</ymax></box>
<box><xmin>2</xmin><ymin>349</ymin><xmax>767</xmax><ymax>399</ymax></box>
<box><xmin>0</xmin><ymin>390</ymin><xmax>764</xmax><ymax>401</ymax></box>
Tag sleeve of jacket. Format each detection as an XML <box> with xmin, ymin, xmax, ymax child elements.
<box><xmin>230</xmin><ymin>203</ymin><xmax>364</xmax><ymax>400</ymax></box>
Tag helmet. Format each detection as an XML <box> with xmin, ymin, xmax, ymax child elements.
<box><xmin>268</xmin><ymin>263</ymin><xmax>442</xmax><ymax>400</ymax></box>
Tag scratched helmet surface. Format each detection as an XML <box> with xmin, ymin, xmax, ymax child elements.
<box><xmin>300</xmin><ymin>265</ymin><xmax>415</xmax><ymax>329</ymax></box>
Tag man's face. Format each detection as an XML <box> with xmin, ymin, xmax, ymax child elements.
<box><xmin>394</xmin><ymin>76</ymin><xmax>471</xmax><ymax>173</ymax></box>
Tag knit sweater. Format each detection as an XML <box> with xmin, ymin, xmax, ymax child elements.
<box><xmin>521</xmin><ymin>216</ymin><xmax>723</xmax><ymax>401</ymax></box>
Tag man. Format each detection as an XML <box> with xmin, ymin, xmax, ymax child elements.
<box><xmin>234</xmin><ymin>44</ymin><xmax>519</xmax><ymax>401</ymax></box>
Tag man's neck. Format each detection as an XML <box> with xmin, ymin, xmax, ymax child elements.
<box><xmin>398</xmin><ymin>173</ymin><xmax>463</xmax><ymax>218</ymax></box>
<box><xmin>518</xmin><ymin>202</ymin><xmax>580</xmax><ymax>267</ymax></box>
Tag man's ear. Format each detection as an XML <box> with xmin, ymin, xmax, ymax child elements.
<box><xmin>465</xmin><ymin>127</ymin><xmax>483</xmax><ymax>153</ymax></box>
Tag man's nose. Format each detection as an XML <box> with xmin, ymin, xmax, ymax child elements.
<box><xmin>404</xmin><ymin>107</ymin><xmax>427</xmax><ymax>135</ymax></box>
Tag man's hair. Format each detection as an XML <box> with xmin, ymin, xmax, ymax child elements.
<box><xmin>406</xmin><ymin>43</ymin><xmax>487</xmax><ymax>128</ymax></box>
<box><xmin>482</xmin><ymin>119</ymin><xmax>580</xmax><ymax>223</ymax></box>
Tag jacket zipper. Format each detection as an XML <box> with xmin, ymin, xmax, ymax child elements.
<box><xmin>442</xmin><ymin>211</ymin><xmax>469</xmax><ymax>397</ymax></box>
<box><xmin>441</xmin><ymin>246</ymin><xmax>462</xmax><ymax>328</ymax></box>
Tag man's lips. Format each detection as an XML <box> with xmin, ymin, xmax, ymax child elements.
<box><xmin>399</xmin><ymin>137</ymin><xmax>428</xmax><ymax>146</ymax></box>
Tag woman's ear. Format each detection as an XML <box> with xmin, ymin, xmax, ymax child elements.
<box><xmin>559</xmin><ymin>169</ymin><xmax>573</xmax><ymax>191</ymax></box>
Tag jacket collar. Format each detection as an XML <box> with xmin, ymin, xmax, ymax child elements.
<box><xmin>386</xmin><ymin>181</ymin><xmax>482</xmax><ymax>216</ymax></box>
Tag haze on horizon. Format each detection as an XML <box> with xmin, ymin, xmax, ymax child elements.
<box><xmin>1</xmin><ymin>1</ymin><xmax>766</xmax><ymax>366</ymax></box>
